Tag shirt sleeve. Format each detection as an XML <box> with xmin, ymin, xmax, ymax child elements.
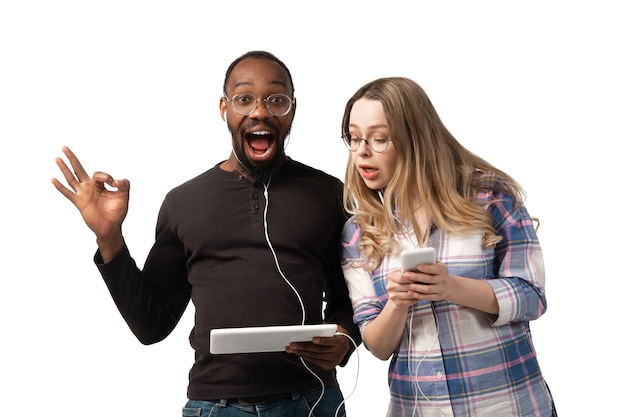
<box><xmin>323</xmin><ymin>215</ymin><xmax>363</xmax><ymax>365</ymax></box>
<box><xmin>483</xmin><ymin>191</ymin><xmax>547</xmax><ymax>326</ymax></box>
<box><xmin>340</xmin><ymin>220</ymin><xmax>384</xmax><ymax>337</ymax></box>
<box><xmin>95</xmin><ymin>199</ymin><xmax>191</xmax><ymax>345</ymax></box>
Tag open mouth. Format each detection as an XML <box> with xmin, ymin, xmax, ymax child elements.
<box><xmin>246</xmin><ymin>130</ymin><xmax>275</xmax><ymax>157</ymax></box>
<box><xmin>359</xmin><ymin>165</ymin><xmax>379</xmax><ymax>180</ymax></box>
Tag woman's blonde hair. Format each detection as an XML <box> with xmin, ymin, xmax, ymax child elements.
<box><xmin>342</xmin><ymin>77</ymin><xmax>526</xmax><ymax>271</ymax></box>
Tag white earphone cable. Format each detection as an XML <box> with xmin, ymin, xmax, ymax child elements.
<box><xmin>262</xmin><ymin>180</ymin><xmax>359</xmax><ymax>417</ymax></box>
<box><xmin>407</xmin><ymin>302</ymin><xmax>445</xmax><ymax>417</ymax></box>
<box><xmin>262</xmin><ymin>180</ymin><xmax>306</xmax><ymax>325</ymax></box>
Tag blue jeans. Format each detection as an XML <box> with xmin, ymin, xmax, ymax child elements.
<box><xmin>182</xmin><ymin>387</ymin><xmax>346</xmax><ymax>417</ymax></box>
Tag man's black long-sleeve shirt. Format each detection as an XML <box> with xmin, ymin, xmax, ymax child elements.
<box><xmin>96</xmin><ymin>159</ymin><xmax>361</xmax><ymax>400</ymax></box>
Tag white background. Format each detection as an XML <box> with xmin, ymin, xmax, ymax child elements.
<box><xmin>1</xmin><ymin>1</ymin><xmax>624</xmax><ymax>416</ymax></box>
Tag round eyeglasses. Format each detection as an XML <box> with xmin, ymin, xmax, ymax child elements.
<box><xmin>224</xmin><ymin>93</ymin><xmax>294</xmax><ymax>116</ymax></box>
<box><xmin>342</xmin><ymin>132</ymin><xmax>392</xmax><ymax>153</ymax></box>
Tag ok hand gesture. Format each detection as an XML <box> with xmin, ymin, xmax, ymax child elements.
<box><xmin>51</xmin><ymin>146</ymin><xmax>129</xmax><ymax>261</ymax></box>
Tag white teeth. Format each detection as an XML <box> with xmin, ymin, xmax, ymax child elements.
<box><xmin>252</xmin><ymin>131</ymin><xmax>271</xmax><ymax>135</ymax></box>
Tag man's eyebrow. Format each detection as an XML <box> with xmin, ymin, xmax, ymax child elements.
<box><xmin>232</xmin><ymin>79</ymin><xmax>289</xmax><ymax>90</ymax></box>
<box><xmin>233</xmin><ymin>81</ymin><xmax>252</xmax><ymax>89</ymax></box>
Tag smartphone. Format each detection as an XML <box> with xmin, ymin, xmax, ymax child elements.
<box><xmin>400</xmin><ymin>247</ymin><xmax>436</xmax><ymax>272</ymax></box>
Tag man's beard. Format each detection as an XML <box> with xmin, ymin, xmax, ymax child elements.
<box><xmin>231</xmin><ymin>139</ymin><xmax>285</xmax><ymax>182</ymax></box>
<box><xmin>228</xmin><ymin>120</ymin><xmax>290</xmax><ymax>181</ymax></box>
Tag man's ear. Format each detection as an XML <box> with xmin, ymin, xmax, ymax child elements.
<box><xmin>220</xmin><ymin>97</ymin><xmax>228</xmax><ymax>121</ymax></box>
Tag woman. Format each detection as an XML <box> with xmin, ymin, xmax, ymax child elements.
<box><xmin>340</xmin><ymin>77</ymin><xmax>557</xmax><ymax>416</ymax></box>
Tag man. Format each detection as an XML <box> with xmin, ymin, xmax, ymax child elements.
<box><xmin>52</xmin><ymin>50</ymin><xmax>360</xmax><ymax>416</ymax></box>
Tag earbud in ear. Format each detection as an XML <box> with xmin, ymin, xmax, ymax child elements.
<box><xmin>223</xmin><ymin>111</ymin><xmax>228</xmax><ymax>121</ymax></box>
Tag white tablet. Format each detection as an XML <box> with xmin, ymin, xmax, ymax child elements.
<box><xmin>209</xmin><ymin>323</ymin><xmax>338</xmax><ymax>354</ymax></box>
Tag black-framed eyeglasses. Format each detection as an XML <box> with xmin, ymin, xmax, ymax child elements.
<box><xmin>224</xmin><ymin>93</ymin><xmax>294</xmax><ymax>116</ymax></box>
<box><xmin>342</xmin><ymin>132</ymin><xmax>392</xmax><ymax>153</ymax></box>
